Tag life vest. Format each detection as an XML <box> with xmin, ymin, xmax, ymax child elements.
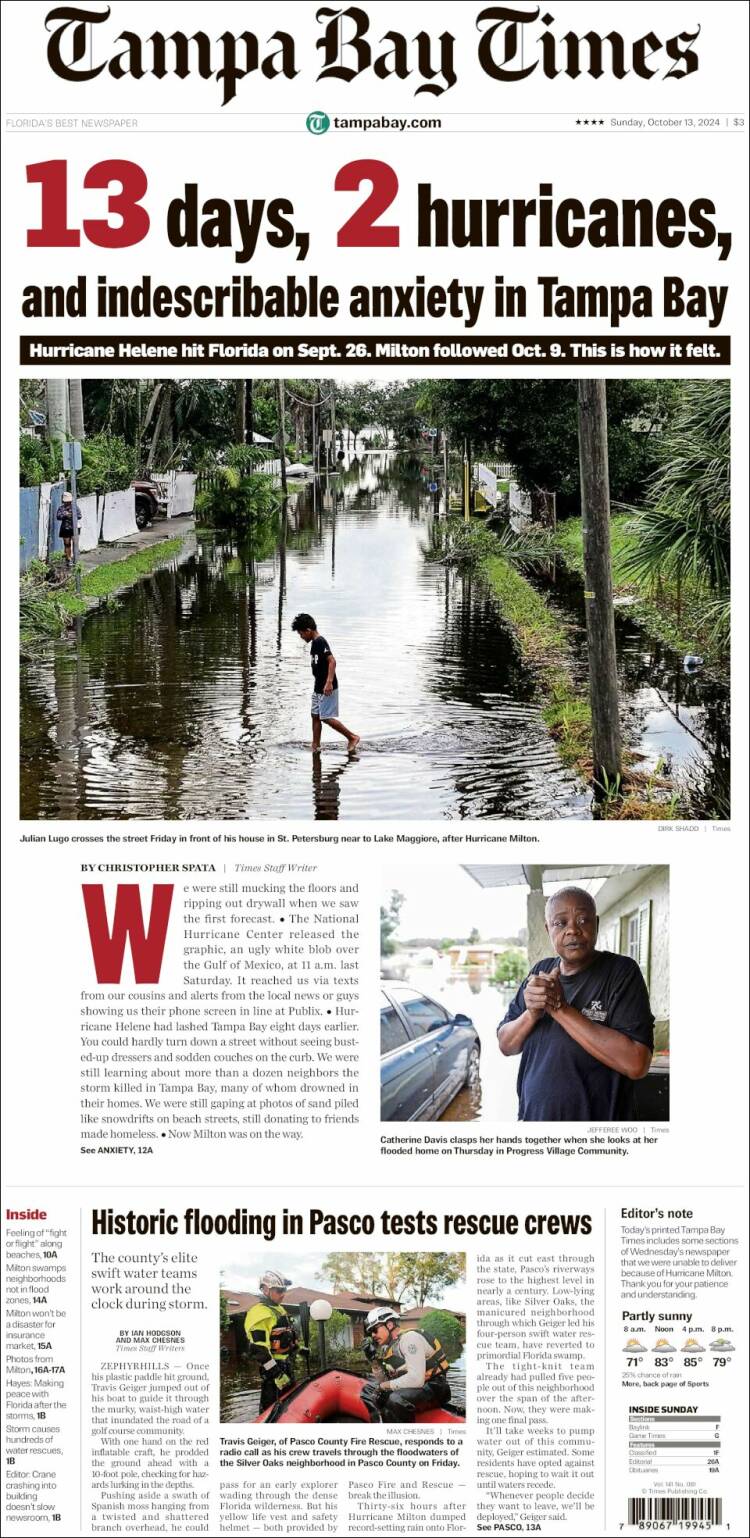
<box><xmin>382</xmin><ymin>1330</ymin><xmax>450</xmax><ymax>1381</ymax></box>
<box><xmin>244</xmin><ymin>1297</ymin><xmax>297</xmax><ymax>1359</ymax></box>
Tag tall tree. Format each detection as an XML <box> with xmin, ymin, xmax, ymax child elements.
<box><xmin>69</xmin><ymin>379</ymin><xmax>85</xmax><ymax>440</ymax></box>
<box><xmin>418</xmin><ymin>378</ymin><xmax>678</xmax><ymax>512</ymax></box>
<box><xmin>46</xmin><ymin>378</ymin><xmax>68</xmax><ymax>441</ymax></box>
<box><xmin>317</xmin><ymin>1251</ymin><xmax>465</xmax><ymax>1307</ymax></box>
<box><xmin>577</xmin><ymin>380</ymin><xmax>622</xmax><ymax>786</ymax></box>
<box><xmin>396</xmin><ymin>1253</ymin><xmax>466</xmax><ymax>1307</ymax></box>
<box><xmin>317</xmin><ymin>1252</ymin><xmax>386</xmax><ymax>1295</ymax></box>
<box><xmin>380</xmin><ymin>891</ymin><xmax>404</xmax><ymax>956</ymax></box>
<box><xmin>234</xmin><ymin>380</ymin><xmax>246</xmax><ymax>444</ymax></box>
<box><xmin>146</xmin><ymin>381</ymin><xmax>174</xmax><ymax>469</ymax></box>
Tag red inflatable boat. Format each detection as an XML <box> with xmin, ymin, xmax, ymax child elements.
<box><xmin>255</xmin><ymin>1368</ymin><xmax>465</xmax><ymax>1424</ymax></box>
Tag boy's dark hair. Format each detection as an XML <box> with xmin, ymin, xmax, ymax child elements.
<box><xmin>291</xmin><ymin>613</ymin><xmax>317</xmax><ymax>633</ymax></box>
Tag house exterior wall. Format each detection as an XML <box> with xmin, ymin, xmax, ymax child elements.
<box><xmin>597</xmin><ymin>869</ymin><xmax>669</xmax><ymax>1047</ymax></box>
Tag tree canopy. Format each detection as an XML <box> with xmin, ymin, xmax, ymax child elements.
<box><xmin>317</xmin><ymin>1250</ymin><xmax>465</xmax><ymax>1306</ymax></box>
<box><xmin>417</xmin><ymin>378</ymin><xmax>680</xmax><ymax>511</ymax></box>
<box><xmin>380</xmin><ymin>891</ymin><xmax>404</xmax><ymax>956</ymax></box>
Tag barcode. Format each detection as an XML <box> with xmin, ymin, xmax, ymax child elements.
<box><xmin>628</xmin><ymin>1497</ymin><xmax>723</xmax><ymax>1524</ymax></box>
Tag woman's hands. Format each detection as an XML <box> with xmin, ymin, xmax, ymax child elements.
<box><xmin>523</xmin><ymin>963</ymin><xmax>563</xmax><ymax>1020</ymax></box>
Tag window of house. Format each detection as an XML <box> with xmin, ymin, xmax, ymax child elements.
<box><xmin>619</xmin><ymin>900</ymin><xmax>652</xmax><ymax>984</ymax></box>
<box><xmin>626</xmin><ymin>913</ymin><xmax>640</xmax><ymax>959</ymax></box>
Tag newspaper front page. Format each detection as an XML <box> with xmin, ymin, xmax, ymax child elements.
<box><xmin>2</xmin><ymin>2</ymin><xmax>748</xmax><ymax>1534</ymax></box>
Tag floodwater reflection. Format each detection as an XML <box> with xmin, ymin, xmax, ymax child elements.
<box><xmin>20</xmin><ymin>454</ymin><xmax>588</xmax><ymax>822</ymax></box>
<box><xmin>20</xmin><ymin>453</ymin><xmax>728</xmax><ymax>821</ymax></box>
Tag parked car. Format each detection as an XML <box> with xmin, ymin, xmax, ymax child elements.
<box><xmin>380</xmin><ymin>981</ymin><xmax>481</xmax><ymax>1122</ymax></box>
<box><xmin>132</xmin><ymin>479</ymin><xmax>167</xmax><ymax>529</ymax></box>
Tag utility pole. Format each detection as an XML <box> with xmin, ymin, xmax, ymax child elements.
<box><xmin>576</xmin><ymin>380</ymin><xmax>623</xmax><ymax>788</ymax></box>
<box><xmin>63</xmin><ymin>439</ymin><xmax>83</xmax><ymax>598</ymax></box>
<box><xmin>276</xmin><ymin>379</ymin><xmax>287</xmax><ymax>496</ymax></box>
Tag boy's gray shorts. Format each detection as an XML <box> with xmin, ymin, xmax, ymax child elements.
<box><xmin>311</xmin><ymin>689</ymin><xmax>340</xmax><ymax>720</ymax></box>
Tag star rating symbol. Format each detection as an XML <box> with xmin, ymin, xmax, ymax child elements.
<box><xmin>576</xmin><ymin>119</ymin><xmax>606</xmax><ymax>126</ymax></box>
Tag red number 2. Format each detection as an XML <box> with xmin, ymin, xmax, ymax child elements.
<box><xmin>335</xmin><ymin>160</ymin><xmax>399</xmax><ymax>247</ymax></box>
<box><xmin>26</xmin><ymin>159</ymin><xmax>149</xmax><ymax>248</ymax></box>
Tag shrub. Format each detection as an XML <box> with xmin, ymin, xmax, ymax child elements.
<box><xmin>195</xmin><ymin>467</ymin><xmax>280</xmax><ymax>529</ymax></box>
<box><xmin>76</xmin><ymin>433</ymin><xmax>138</xmax><ymax>496</ymax></box>
<box><xmin>19</xmin><ymin>430</ymin><xmax>136</xmax><ymax>495</ymax></box>
<box><xmin>414</xmin><ymin>1309</ymin><xmax>465</xmax><ymax>1358</ymax></box>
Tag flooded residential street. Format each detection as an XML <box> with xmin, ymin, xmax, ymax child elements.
<box><xmin>20</xmin><ymin>454</ymin><xmax>727</xmax><ymax>821</ymax></box>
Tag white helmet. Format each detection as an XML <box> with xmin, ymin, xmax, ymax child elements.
<box><xmin>260</xmin><ymin>1270</ymin><xmax>292</xmax><ymax>1292</ymax></box>
<box><xmin>364</xmin><ymin>1306</ymin><xmax>400</xmax><ymax>1336</ymax></box>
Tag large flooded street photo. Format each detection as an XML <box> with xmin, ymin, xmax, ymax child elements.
<box><xmin>19</xmin><ymin>376</ymin><xmax>730</xmax><ymax>824</ymax></box>
<box><xmin>20</xmin><ymin>454</ymin><xmax>590</xmax><ymax>821</ymax></box>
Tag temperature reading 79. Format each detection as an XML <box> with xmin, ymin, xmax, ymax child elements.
<box><xmin>336</xmin><ymin>160</ymin><xmax>400</xmax><ymax>247</ymax></box>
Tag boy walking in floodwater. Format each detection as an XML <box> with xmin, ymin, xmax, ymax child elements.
<box><xmin>291</xmin><ymin>613</ymin><xmax>360</xmax><ymax>753</ymax></box>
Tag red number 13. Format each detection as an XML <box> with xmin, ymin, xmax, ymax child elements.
<box><xmin>26</xmin><ymin>159</ymin><xmax>150</xmax><ymax>248</ymax></box>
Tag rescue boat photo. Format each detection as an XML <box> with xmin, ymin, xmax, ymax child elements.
<box><xmin>219</xmin><ymin>1252</ymin><xmax>467</xmax><ymax>1425</ymax></box>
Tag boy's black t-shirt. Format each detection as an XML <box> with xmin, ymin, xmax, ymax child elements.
<box><xmin>310</xmin><ymin>636</ymin><xmax>338</xmax><ymax>692</ymax></box>
<box><xmin>499</xmin><ymin>952</ymin><xmax>654</xmax><ymax>1122</ymax></box>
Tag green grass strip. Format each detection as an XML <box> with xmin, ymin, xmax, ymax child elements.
<box><xmin>480</xmin><ymin>551</ymin><xmax>682</xmax><ymax>819</ymax></box>
<box><xmin>481</xmin><ymin>554</ymin><xmax>593</xmax><ymax>773</ymax></box>
<box><xmin>59</xmin><ymin>537</ymin><xmax>184</xmax><ymax>612</ymax></box>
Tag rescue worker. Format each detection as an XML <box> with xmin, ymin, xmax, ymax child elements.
<box><xmin>243</xmin><ymin>1271</ymin><xmax>307</xmax><ymax>1411</ymax></box>
<box><xmin>360</xmin><ymin>1307</ymin><xmax>452</xmax><ymax>1422</ymax></box>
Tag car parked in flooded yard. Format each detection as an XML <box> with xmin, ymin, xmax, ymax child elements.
<box><xmin>380</xmin><ymin>981</ymin><xmax>481</xmax><ymax>1122</ymax></box>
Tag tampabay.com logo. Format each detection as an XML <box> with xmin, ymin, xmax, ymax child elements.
<box><xmin>42</xmin><ymin>4</ymin><xmax>702</xmax><ymax>106</ymax></box>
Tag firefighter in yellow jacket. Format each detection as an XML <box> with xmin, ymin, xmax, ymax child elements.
<box><xmin>244</xmin><ymin>1271</ymin><xmax>307</xmax><ymax>1411</ymax></box>
<box><xmin>360</xmin><ymin>1306</ymin><xmax>452</xmax><ymax>1422</ymax></box>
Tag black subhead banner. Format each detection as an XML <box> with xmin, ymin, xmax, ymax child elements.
<box><xmin>20</xmin><ymin>334</ymin><xmax>730</xmax><ymax>367</ymax></box>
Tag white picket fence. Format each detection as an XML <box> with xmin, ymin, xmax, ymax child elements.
<box><xmin>151</xmin><ymin>471</ymin><xmax>198</xmax><ymax>518</ymax></box>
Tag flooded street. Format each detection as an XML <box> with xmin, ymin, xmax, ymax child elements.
<box><xmin>20</xmin><ymin>454</ymin><xmax>587</xmax><ymax>822</ymax></box>
<box><xmin>20</xmin><ymin>453</ymin><xmax>728</xmax><ymax>820</ymax></box>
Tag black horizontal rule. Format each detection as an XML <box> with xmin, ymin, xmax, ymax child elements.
<box><xmin>20</xmin><ymin>334</ymin><xmax>730</xmax><ymax>366</ymax></box>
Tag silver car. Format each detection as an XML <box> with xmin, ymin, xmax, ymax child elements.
<box><xmin>380</xmin><ymin>982</ymin><xmax>481</xmax><ymax>1122</ymax></box>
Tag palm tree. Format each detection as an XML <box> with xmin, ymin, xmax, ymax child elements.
<box><xmin>46</xmin><ymin>378</ymin><xmax>68</xmax><ymax>441</ymax></box>
<box><xmin>234</xmin><ymin>380</ymin><xmax>245</xmax><ymax>444</ymax></box>
<box><xmin>621</xmin><ymin>380</ymin><xmax>730</xmax><ymax>599</ymax></box>
<box><xmin>69</xmin><ymin>379</ymin><xmax>85</xmax><ymax>440</ymax></box>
